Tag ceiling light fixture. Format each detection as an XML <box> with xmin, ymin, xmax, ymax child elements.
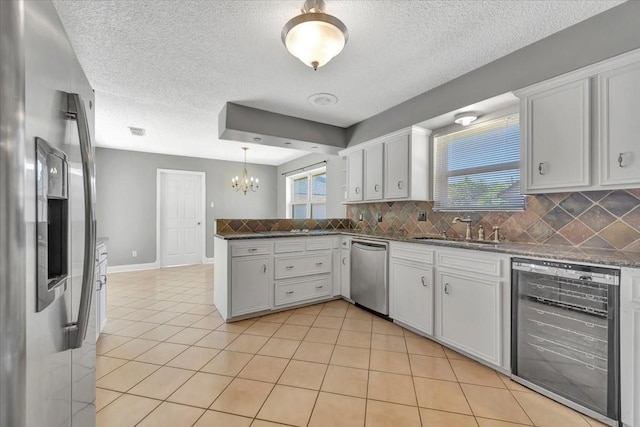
<box><xmin>232</xmin><ymin>147</ymin><xmax>259</xmax><ymax>195</ymax></box>
<box><xmin>454</xmin><ymin>112</ymin><xmax>479</xmax><ymax>126</ymax></box>
<box><xmin>282</xmin><ymin>0</ymin><xmax>348</xmax><ymax>70</ymax></box>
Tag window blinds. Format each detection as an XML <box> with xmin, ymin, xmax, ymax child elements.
<box><xmin>433</xmin><ymin>114</ymin><xmax>524</xmax><ymax>212</ymax></box>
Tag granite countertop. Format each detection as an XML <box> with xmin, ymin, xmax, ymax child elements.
<box><xmin>215</xmin><ymin>230</ymin><xmax>640</xmax><ymax>268</ymax></box>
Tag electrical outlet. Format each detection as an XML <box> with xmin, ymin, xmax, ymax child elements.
<box><xmin>132</xmin><ymin>250</ymin><xmax>137</xmax><ymax>258</ymax></box>
<box><xmin>417</xmin><ymin>212</ymin><xmax>427</xmax><ymax>222</ymax></box>
<box><xmin>377</xmin><ymin>213</ymin><xmax>383</xmax><ymax>222</ymax></box>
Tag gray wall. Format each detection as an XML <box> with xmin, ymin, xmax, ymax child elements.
<box><xmin>95</xmin><ymin>148</ymin><xmax>277</xmax><ymax>266</ymax></box>
<box><xmin>347</xmin><ymin>0</ymin><xmax>640</xmax><ymax>146</ymax></box>
<box><xmin>276</xmin><ymin>153</ymin><xmax>346</xmax><ymax>219</ymax></box>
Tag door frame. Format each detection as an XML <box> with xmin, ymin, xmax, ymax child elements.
<box><xmin>156</xmin><ymin>168</ymin><xmax>207</xmax><ymax>267</ymax></box>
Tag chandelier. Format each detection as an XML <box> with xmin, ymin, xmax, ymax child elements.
<box><xmin>282</xmin><ymin>0</ymin><xmax>348</xmax><ymax>70</ymax></box>
<box><xmin>232</xmin><ymin>147</ymin><xmax>259</xmax><ymax>195</ymax></box>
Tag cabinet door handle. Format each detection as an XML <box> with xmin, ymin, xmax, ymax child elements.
<box><xmin>421</xmin><ymin>276</ymin><xmax>427</xmax><ymax>287</ymax></box>
<box><xmin>374</xmin><ymin>184</ymin><xmax>379</xmax><ymax>192</ymax></box>
<box><xmin>444</xmin><ymin>283</ymin><xmax>450</xmax><ymax>294</ymax></box>
<box><xmin>618</xmin><ymin>152</ymin><xmax>625</xmax><ymax>167</ymax></box>
<box><xmin>342</xmin><ymin>257</ymin><xmax>346</xmax><ymax>265</ymax></box>
<box><xmin>101</xmin><ymin>275</ymin><xmax>107</xmax><ymax>285</ymax></box>
<box><xmin>285</xmin><ymin>265</ymin><xmax>294</xmax><ymax>270</ymax></box>
<box><xmin>315</xmin><ymin>285</ymin><xmax>324</xmax><ymax>289</ymax></box>
<box><xmin>538</xmin><ymin>162</ymin><xmax>544</xmax><ymax>175</ymax></box>
<box><xmin>355</xmin><ymin>187</ymin><xmax>360</xmax><ymax>194</ymax></box>
<box><xmin>397</xmin><ymin>181</ymin><xmax>403</xmax><ymax>190</ymax></box>
<box><xmin>262</xmin><ymin>264</ymin><xmax>267</xmax><ymax>273</ymax></box>
<box><xmin>248</xmin><ymin>248</ymin><xmax>257</xmax><ymax>252</ymax></box>
<box><xmin>95</xmin><ymin>279</ymin><xmax>102</xmax><ymax>291</ymax></box>
<box><xmin>286</xmin><ymin>291</ymin><xmax>294</xmax><ymax>295</ymax></box>
<box><xmin>316</xmin><ymin>262</ymin><xmax>323</xmax><ymax>266</ymax></box>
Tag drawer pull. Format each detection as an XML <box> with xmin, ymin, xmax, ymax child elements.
<box><xmin>316</xmin><ymin>285</ymin><xmax>324</xmax><ymax>289</ymax></box>
<box><xmin>618</xmin><ymin>152</ymin><xmax>624</xmax><ymax>167</ymax></box>
<box><xmin>421</xmin><ymin>276</ymin><xmax>427</xmax><ymax>287</ymax></box>
<box><xmin>538</xmin><ymin>162</ymin><xmax>545</xmax><ymax>175</ymax></box>
<box><xmin>100</xmin><ymin>252</ymin><xmax>108</xmax><ymax>256</ymax></box>
<box><xmin>286</xmin><ymin>291</ymin><xmax>294</xmax><ymax>295</ymax></box>
<box><xmin>262</xmin><ymin>264</ymin><xmax>267</xmax><ymax>273</ymax></box>
<box><xmin>285</xmin><ymin>265</ymin><xmax>294</xmax><ymax>270</ymax></box>
<box><xmin>248</xmin><ymin>248</ymin><xmax>258</xmax><ymax>252</ymax></box>
<box><xmin>585</xmin><ymin>322</ymin><xmax>594</xmax><ymax>328</ymax></box>
<box><xmin>444</xmin><ymin>283</ymin><xmax>450</xmax><ymax>294</ymax></box>
<box><xmin>342</xmin><ymin>257</ymin><xmax>346</xmax><ymax>265</ymax></box>
<box><xmin>316</xmin><ymin>262</ymin><xmax>323</xmax><ymax>266</ymax></box>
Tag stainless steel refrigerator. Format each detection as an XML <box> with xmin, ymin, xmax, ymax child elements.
<box><xmin>1</xmin><ymin>1</ymin><xmax>97</xmax><ymax>426</ymax></box>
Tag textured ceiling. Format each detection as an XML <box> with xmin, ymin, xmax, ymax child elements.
<box><xmin>53</xmin><ymin>0</ymin><xmax>624</xmax><ymax>165</ymax></box>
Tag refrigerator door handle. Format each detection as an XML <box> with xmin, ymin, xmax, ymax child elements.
<box><xmin>65</xmin><ymin>93</ymin><xmax>97</xmax><ymax>350</ymax></box>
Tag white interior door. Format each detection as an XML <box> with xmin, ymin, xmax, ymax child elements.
<box><xmin>160</xmin><ymin>171</ymin><xmax>204</xmax><ymax>267</ymax></box>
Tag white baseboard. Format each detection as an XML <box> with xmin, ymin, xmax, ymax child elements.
<box><xmin>203</xmin><ymin>257</ymin><xmax>215</xmax><ymax>265</ymax></box>
<box><xmin>108</xmin><ymin>262</ymin><xmax>160</xmax><ymax>274</ymax></box>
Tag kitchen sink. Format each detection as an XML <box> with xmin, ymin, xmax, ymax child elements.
<box><xmin>412</xmin><ymin>237</ymin><xmax>497</xmax><ymax>245</ymax></box>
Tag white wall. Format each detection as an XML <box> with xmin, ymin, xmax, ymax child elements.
<box><xmin>276</xmin><ymin>153</ymin><xmax>346</xmax><ymax>219</ymax></box>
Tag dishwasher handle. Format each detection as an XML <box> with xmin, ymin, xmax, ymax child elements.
<box><xmin>352</xmin><ymin>241</ymin><xmax>387</xmax><ymax>251</ymax></box>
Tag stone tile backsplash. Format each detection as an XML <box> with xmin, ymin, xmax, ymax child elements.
<box><xmin>216</xmin><ymin>218</ymin><xmax>351</xmax><ymax>234</ymax></box>
<box><xmin>347</xmin><ymin>190</ymin><xmax>640</xmax><ymax>252</ymax></box>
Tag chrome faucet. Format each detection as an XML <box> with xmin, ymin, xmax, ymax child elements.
<box><xmin>452</xmin><ymin>216</ymin><xmax>473</xmax><ymax>240</ymax></box>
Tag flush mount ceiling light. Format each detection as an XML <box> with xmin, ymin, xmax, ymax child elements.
<box><xmin>282</xmin><ymin>0</ymin><xmax>348</xmax><ymax>70</ymax></box>
<box><xmin>454</xmin><ymin>112</ymin><xmax>479</xmax><ymax>126</ymax></box>
<box><xmin>232</xmin><ymin>147</ymin><xmax>259</xmax><ymax>195</ymax></box>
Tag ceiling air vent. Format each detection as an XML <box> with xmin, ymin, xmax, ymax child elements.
<box><xmin>128</xmin><ymin>126</ymin><xmax>146</xmax><ymax>136</ymax></box>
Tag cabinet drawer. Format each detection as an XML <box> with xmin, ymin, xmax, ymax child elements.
<box><xmin>306</xmin><ymin>238</ymin><xmax>334</xmax><ymax>251</ymax></box>
<box><xmin>231</xmin><ymin>242</ymin><xmax>272</xmax><ymax>257</ymax></box>
<box><xmin>96</xmin><ymin>244</ymin><xmax>108</xmax><ymax>263</ymax></box>
<box><xmin>437</xmin><ymin>250</ymin><xmax>503</xmax><ymax>277</ymax></box>
<box><xmin>274</xmin><ymin>240</ymin><xmax>306</xmax><ymax>254</ymax></box>
<box><xmin>275</xmin><ymin>276</ymin><xmax>331</xmax><ymax>306</ymax></box>
<box><xmin>390</xmin><ymin>242</ymin><xmax>434</xmax><ymax>264</ymax></box>
<box><xmin>275</xmin><ymin>252</ymin><xmax>332</xmax><ymax>279</ymax></box>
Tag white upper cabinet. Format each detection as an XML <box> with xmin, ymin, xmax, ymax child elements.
<box><xmin>364</xmin><ymin>143</ymin><xmax>384</xmax><ymax>200</ymax></box>
<box><xmin>597</xmin><ymin>59</ymin><xmax>640</xmax><ymax>187</ymax></box>
<box><xmin>341</xmin><ymin>126</ymin><xmax>431</xmax><ymax>203</ymax></box>
<box><xmin>346</xmin><ymin>150</ymin><xmax>363</xmax><ymax>202</ymax></box>
<box><xmin>384</xmin><ymin>133</ymin><xmax>409</xmax><ymax>199</ymax></box>
<box><xmin>516</xmin><ymin>49</ymin><xmax>640</xmax><ymax>193</ymax></box>
<box><xmin>518</xmin><ymin>78</ymin><xmax>591</xmax><ymax>193</ymax></box>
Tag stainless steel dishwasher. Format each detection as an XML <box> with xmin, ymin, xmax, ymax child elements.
<box><xmin>351</xmin><ymin>239</ymin><xmax>389</xmax><ymax>315</ymax></box>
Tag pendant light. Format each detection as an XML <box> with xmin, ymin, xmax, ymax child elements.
<box><xmin>231</xmin><ymin>147</ymin><xmax>259</xmax><ymax>195</ymax></box>
<box><xmin>282</xmin><ymin>0</ymin><xmax>348</xmax><ymax>70</ymax></box>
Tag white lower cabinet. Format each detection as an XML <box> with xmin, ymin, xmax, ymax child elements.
<box><xmin>390</xmin><ymin>259</ymin><xmax>433</xmax><ymax>335</ymax></box>
<box><xmin>436</xmin><ymin>269</ymin><xmax>502</xmax><ymax>366</ymax></box>
<box><xmin>621</xmin><ymin>267</ymin><xmax>640</xmax><ymax>427</ymax></box>
<box><xmin>230</xmin><ymin>255</ymin><xmax>271</xmax><ymax>317</ymax></box>
<box><xmin>95</xmin><ymin>241</ymin><xmax>108</xmax><ymax>340</ymax></box>
<box><xmin>340</xmin><ymin>248</ymin><xmax>350</xmax><ymax>299</ymax></box>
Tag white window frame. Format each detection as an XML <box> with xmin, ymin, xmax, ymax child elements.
<box><xmin>286</xmin><ymin>167</ymin><xmax>327</xmax><ymax>219</ymax></box>
<box><xmin>433</xmin><ymin>112</ymin><xmax>524</xmax><ymax>212</ymax></box>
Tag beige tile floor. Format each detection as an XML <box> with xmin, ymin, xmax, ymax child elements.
<box><xmin>97</xmin><ymin>264</ymin><xmax>606</xmax><ymax>427</ymax></box>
